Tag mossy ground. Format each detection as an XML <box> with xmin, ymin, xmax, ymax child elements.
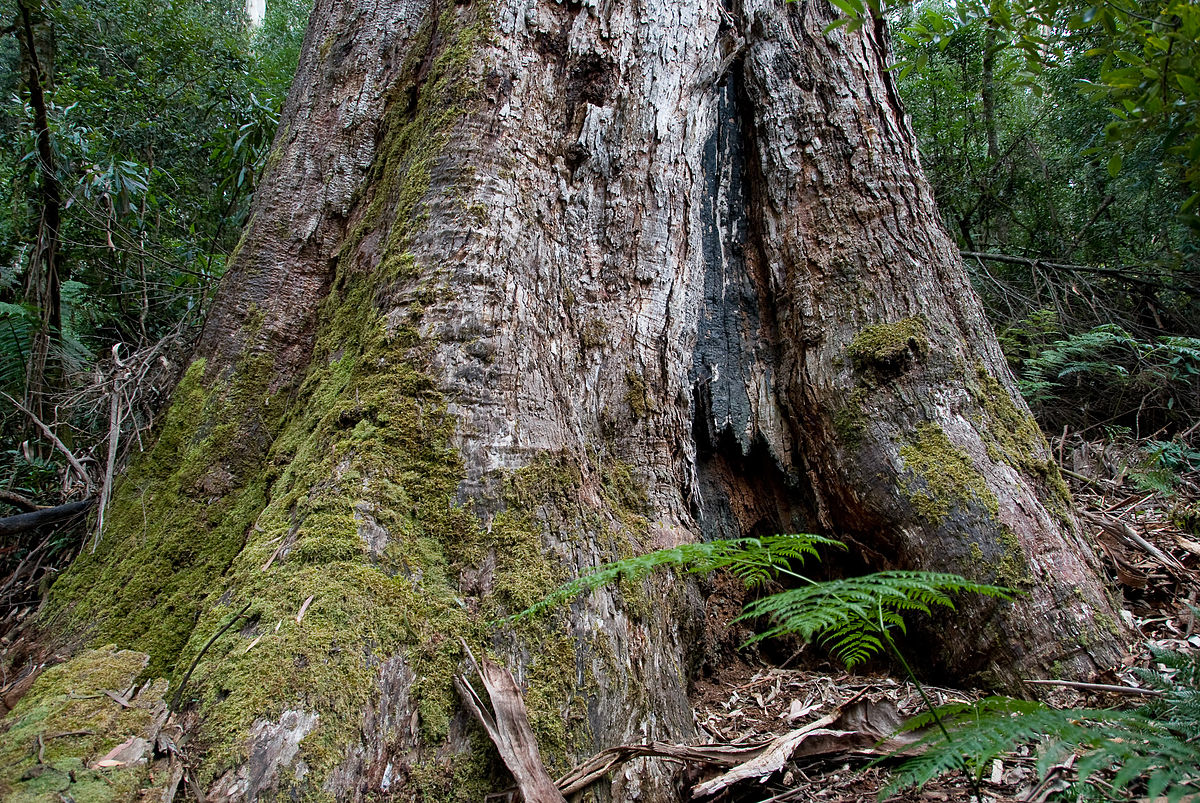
<box><xmin>0</xmin><ymin>646</ymin><xmax>168</xmax><ymax>803</ymax></box>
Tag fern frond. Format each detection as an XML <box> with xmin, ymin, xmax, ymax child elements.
<box><xmin>887</xmin><ymin>669</ymin><xmax>1200</xmax><ymax>801</ymax></box>
<box><xmin>510</xmin><ymin>533</ymin><xmax>840</xmax><ymax>621</ymax></box>
<box><xmin>1134</xmin><ymin>646</ymin><xmax>1200</xmax><ymax>739</ymax></box>
<box><xmin>884</xmin><ymin>697</ymin><xmax>1145</xmax><ymax>795</ymax></box>
<box><xmin>737</xmin><ymin>571</ymin><xmax>1012</xmax><ymax>666</ymax></box>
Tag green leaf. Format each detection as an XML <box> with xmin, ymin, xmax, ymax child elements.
<box><xmin>828</xmin><ymin>0</ymin><xmax>863</xmax><ymax>20</ymax></box>
<box><xmin>1107</xmin><ymin>152</ymin><xmax>1123</xmax><ymax>177</ymax></box>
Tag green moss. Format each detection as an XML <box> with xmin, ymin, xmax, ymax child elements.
<box><xmin>970</xmin><ymin>364</ymin><xmax>1073</xmax><ymax>514</ymax></box>
<box><xmin>409</xmin><ymin>736</ymin><xmax>497</xmax><ymax>802</ymax></box>
<box><xmin>1094</xmin><ymin>610</ymin><xmax>1121</xmax><ymax>636</ymax></box>
<box><xmin>578</xmin><ymin>318</ymin><xmax>608</xmax><ymax>350</ymax></box>
<box><xmin>39</xmin><ymin>2</ymin><xmax>502</xmax><ymax>796</ymax></box>
<box><xmin>625</xmin><ymin>370</ymin><xmax>654</xmax><ymax>420</ymax></box>
<box><xmin>847</xmin><ymin>316</ymin><xmax>930</xmax><ymax>371</ymax></box>
<box><xmin>177</xmin><ymin>262</ymin><xmax>486</xmax><ymax>780</ymax></box>
<box><xmin>898</xmin><ymin>424</ymin><xmax>999</xmax><ymax>523</ymax></box>
<box><xmin>969</xmin><ymin>542</ymin><xmax>985</xmax><ymax>564</ymax></box>
<box><xmin>992</xmin><ymin>528</ymin><xmax>1032</xmax><ymax>588</ymax></box>
<box><xmin>519</xmin><ymin>633</ymin><xmax>586</xmax><ymax>772</ymax></box>
<box><xmin>45</xmin><ymin>355</ymin><xmax>278</xmax><ymax>677</ymax></box>
<box><xmin>341</xmin><ymin>2</ymin><xmax>491</xmax><ymax>266</ymax></box>
<box><xmin>0</xmin><ymin>646</ymin><xmax>168</xmax><ymax>803</ymax></box>
<box><xmin>30</xmin><ymin>5</ymin><xmax>658</xmax><ymax>795</ymax></box>
<box><xmin>833</xmin><ymin>387</ymin><xmax>869</xmax><ymax>446</ymax></box>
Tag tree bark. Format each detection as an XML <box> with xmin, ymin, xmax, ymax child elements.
<box><xmin>10</xmin><ymin>0</ymin><xmax>1127</xmax><ymax>800</ymax></box>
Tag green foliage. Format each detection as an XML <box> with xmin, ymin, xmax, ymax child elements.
<box><xmin>518</xmin><ymin>535</ymin><xmax>1011</xmax><ymax>668</ymax></box>
<box><xmin>739</xmin><ymin>571</ymin><xmax>1011</xmax><ymax>666</ymax></box>
<box><xmin>1016</xmin><ymin>323</ymin><xmax>1200</xmax><ymax>430</ymax></box>
<box><xmin>889</xmin><ymin>0</ymin><xmax>1199</xmax><ymax>376</ymax></box>
<box><xmin>880</xmin><ymin>0</ymin><xmax>1200</xmax><ymax>222</ymax></box>
<box><xmin>513</xmin><ymin>534</ymin><xmax>841</xmax><ymax>621</ymax></box>
<box><xmin>886</xmin><ymin>646</ymin><xmax>1200</xmax><ymax>801</ymax></box>
<box><xmin>0</xmin><ymin>0</ymin><xmax>310</xmax><ymax>494</ymax></box>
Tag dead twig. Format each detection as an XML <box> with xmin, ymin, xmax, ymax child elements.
<box><xmin>0</xmin><ymin>391</ymin><xmax>92</xmax><ymax>494</ymax></box>
<box><xmin>92</xmin><ymin>368</ymin><xmax>123</xmax><ymax>552</ymax></box>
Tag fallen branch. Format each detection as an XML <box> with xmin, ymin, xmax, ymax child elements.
<box><xmin>0</xmin><ymin>490</ymin><xmax>40</xmax><ymax>512</ymax></box>
<box><xmin>0</xmin><ymin>499</ymin><xmax>93</xmax><ymax>539</ymax></box>
<box><xmin>92</xmin><ymin>372</ymin><xmax>123</xmax><ymax>551</ymax></box>
<box><xmin>555</xmin><ymin>696</ymin><xmax>920</xmax><ymax>797</ymax></box>
<box><xmin>1024</xmin><ymin>679</ymin><xmax>1163</xmax><ymax>698</ymax></box>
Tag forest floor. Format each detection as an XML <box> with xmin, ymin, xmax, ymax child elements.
<box><xmin>680</xmin><ymin>433</ymin><xmax>1200</xmax><ymax>802</ymax></box>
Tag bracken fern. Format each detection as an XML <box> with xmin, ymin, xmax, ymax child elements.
<box><xmin>885</xmin><ymin>647</ymin><xmax>1200</xmax><ymax>801</ymax></box>
<box><xmin>515</xmin><ymin>534</ymin><xmax>1011</xmax><ymax>670</ymax></box>
<box><xmin>739</xmin><ymin>571</ymin><xmax>1011</xmax><ymax>667</ymax></box>
<box><xmin>511</xmin><ymin>534</ymin><xmax>839</xmax><ymax>621</ymax></box>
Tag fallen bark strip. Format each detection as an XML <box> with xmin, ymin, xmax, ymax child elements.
<box><xmin>454</xmin><ymin>642</ymin><xmax>567</xmax><ymax>803</ymax></box>
<box><xmin>0</xmin><ymin>499</ymin><xmax>93</xmax><ymax>538</ymax></box>
<box><xmin>555</xmin><ymin>740</ymin><xmax>768</xmax><ymax>796</ymax></box>
<box><xmin>692</xmin><ymin>712</ymin><xmax>847</xmax><ymax>797</ymax></box>
<box><xmin>1085</xmin><ymin>511</ymin><xmax>1187</xmax><ymax>574</ymax></box>
<box><xmin>555</xmin><ymin>698</ymin><xmax>923</xmax><ymax>797</ymax></box>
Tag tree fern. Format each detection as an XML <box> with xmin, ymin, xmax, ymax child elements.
<box><xmin>886</xmin><ymin>649</ymin><xmax>1200</xmax><ymax>801</ymax></box>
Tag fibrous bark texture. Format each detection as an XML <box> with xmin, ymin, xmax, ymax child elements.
<box><xmin>13</xmin><ymin>0</ymin><xmax>1127</xmax><ymax>800</ymax></box>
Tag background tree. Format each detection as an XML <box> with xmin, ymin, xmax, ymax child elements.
<box><xmin>0</xmin><ymin>0</ymin><xmax>310</xmax><ymax>615</ymax></box>
<box><xmin>890</xmin><ymin>0</ymin><xmax>1200</xmax><ymax>446</ymax></box>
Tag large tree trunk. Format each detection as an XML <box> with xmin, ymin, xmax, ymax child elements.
<box><xmin>8</xmin><ymin>0</ymin><xmax>1126</xmax><ymax>799</ymax></box>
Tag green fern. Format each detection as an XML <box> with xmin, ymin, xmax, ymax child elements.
<box><xmin>886</xmin><ymin>649</ymin><xmax>1200</xmax><ymax>801</ymax></box>
<box><xmin>738</xmin><ymin>571</ymin><xmax>1011</xmax><ymax>667</ymax></box>
<box><xmin>511</xmin><ymin>533</ymin><xmax>840</xmax><ymax>622</ymax></box>
<box><xmin>515</xmin><ymin>536</ymin><xmax>1010</xmax><ymax>670</ymax></box>
<box><xmin>0</xmin><ymin>302</ymin><xmax>36</xmax><ymax>394</ymax></box>
<box><xmin>1135</xmin><ymin>644</ymin><xmax>1200</xmax><ymax>740</ymax></box>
